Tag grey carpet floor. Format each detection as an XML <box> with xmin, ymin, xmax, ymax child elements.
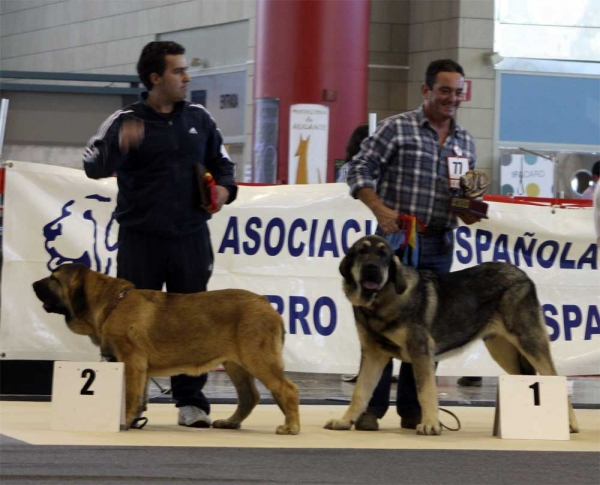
<box><xmin>0</xmin><ymin>443</ymin><xmax>598</xmax><ymax>485</ymax></box>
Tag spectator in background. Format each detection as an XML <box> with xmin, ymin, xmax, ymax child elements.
<box><xmin>337</xmin><ymin>123</ymin><xmax>369</xmax><ymax>183</ymax></box>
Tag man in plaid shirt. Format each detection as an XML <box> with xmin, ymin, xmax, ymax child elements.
<box><xmin>346</xmin><ymin>59</ymin><xmax>481</xmax><ymax>431</ymax></box>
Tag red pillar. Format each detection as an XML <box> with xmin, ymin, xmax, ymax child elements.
<box><xmin>254</xmin><ymin>0</ymin><xmax>370</xmax><ymax>184</ymax></box>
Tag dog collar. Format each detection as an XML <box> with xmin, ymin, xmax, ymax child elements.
<box><xmin>101</xmin><ymin>287</ymin><xmax>132</xmax><ymax>327</ymax></box>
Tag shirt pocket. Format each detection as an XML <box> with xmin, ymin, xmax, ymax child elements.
<box><xmin>399</xmin><ymin>148</ymin><xmax>435</xmax><ymax>173</ymax></box>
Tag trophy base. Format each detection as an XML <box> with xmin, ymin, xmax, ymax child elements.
<box><xmin>450</xmin><ymin>197</ymin><xmax>489</xmax><ymax>218</ymax></box>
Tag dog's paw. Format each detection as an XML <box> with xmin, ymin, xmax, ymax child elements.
<box><xmin>124</xmin><ymin>413</ymin><xmax>139</xmax><ymax>430</ymax></box>
<box><xmin>416</xmin><ymin>420</ymin><xmax>442</xmax><ymax>436</ymax></box>
<box><xmin>324</xmin><ymin>418</ymin><xmax>352</xmax><ymax>430</ymax></box>
<box><xmin>276</xmin><ymin>424</ymin><xmax>300</xmax><ymax>435</ymax></box>
<box><xmin>212</xmin><ymin>419</ymin><xmax>241</xmax><ymax>430</ymax></box>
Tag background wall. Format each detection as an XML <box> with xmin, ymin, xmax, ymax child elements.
<box><xmin>0</xmin><ymin>0</ymin><xmax>256</xmax><ymax>172</ymax></box>
<box><xmin>405</xmin><ymin>0</ymin><xmax>495</xmax><ymax>185</ymax></box>
<box><xmin>0</xmin><ymin>0</ymin><xmax>495</xmax><ymax>184</ymax></box>
<box><xmin>352</xmin><ymin>0</ymin><xmax>495</xmax><ymax>182</ymax></box>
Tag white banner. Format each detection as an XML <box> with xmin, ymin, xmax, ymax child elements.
<box><xmin>288</xmin><ymin>104</ymin><xmax>329</xmax><ymax>184</ymax></box>
<box><xmin>2</xmin><ymin>161</ymin><xmax>598</xmax><ymax>376</ymax></box>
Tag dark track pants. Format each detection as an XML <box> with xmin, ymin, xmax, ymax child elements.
<box><xmin>116</xmin><ymin>225</ymin><xmax>214</xmax><ymax>414</ymax></box>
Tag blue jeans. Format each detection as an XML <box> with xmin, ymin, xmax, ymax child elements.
<box><xmin>366</xmin><ymin>231</ymin><xmax>454</xmax><ymax>420</ymax></box>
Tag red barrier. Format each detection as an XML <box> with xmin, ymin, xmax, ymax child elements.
<box><xmin>0</xmin><ymin>167</ymin><xmax>4</xmax><ymax>195</ymax></box>
<box><xmin>236</xmin><ymin>186</ymin><xmax>594</xmax><ymax>210</ymax></box>
<box><xmin>237</xmin><ymin>182</ymin><xmax>278</xmax><ymax>187</ymax></box>
<box><xmin>484</xmin><ymin>194</ymin><xmax>593</xmax><ymax>208</ymax></box>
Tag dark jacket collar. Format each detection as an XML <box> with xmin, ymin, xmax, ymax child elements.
<box><xmin>140</xmin><ymin>91</ymin><xmax>186</xmax><ymax>116</ymax></box>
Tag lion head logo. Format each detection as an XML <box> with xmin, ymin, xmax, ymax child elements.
<box><xmin>43</xmin><ymin>194</ymin><xmax>118</xmax><ymax>274</ymax></box>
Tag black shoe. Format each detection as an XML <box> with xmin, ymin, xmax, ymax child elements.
<box><xmin>355</xmin><ymin>412</ymin><xmax>379</xmax><ymax>431</ymax></box>
<box><xmin>400</xmin><ymin>414</ymin><xmax>421</xmax><ymax>430</ymax></box>
<box><xmin>457</xmin><ymin>376</ymin><xmax>482</xmax><ymax>387</ymax></box>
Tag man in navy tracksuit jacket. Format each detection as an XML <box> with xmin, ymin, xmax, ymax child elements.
<box><xmin>83</xmin><ymin>41</ymin><xmax>237</xmax><ymax>428</ymax></box>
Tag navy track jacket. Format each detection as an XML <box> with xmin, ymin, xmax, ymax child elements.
<box><xmin>83</xmin><ymin>94</ymin><xmax>238</xmax><ymax>238</ymax></box>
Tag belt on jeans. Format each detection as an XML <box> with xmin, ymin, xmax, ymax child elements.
<box><xmin>421</xmin><ymin>226</ymin><xmax>451</xmax><ymax>237</ymax></box>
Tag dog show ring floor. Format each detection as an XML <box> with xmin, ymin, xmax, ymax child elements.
<box><xmin>1</xmin><ymin>373</ymin><xmax>599</xmax><ymax>485</ymax></box>
<box><xmin>1</xmin><ymin>401</ymin><xmax>599</xmax><ymax>452</ymax></box>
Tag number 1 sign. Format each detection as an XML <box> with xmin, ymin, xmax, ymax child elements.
<box><xmin>495</xmin><ymin>375</ymin><xmax>570</xmax><ymax>441</ymax></box>
<box><xmin>51</xmin><ymin>361</ymin><xmax>126</xmax><ymax>432</ymax></box>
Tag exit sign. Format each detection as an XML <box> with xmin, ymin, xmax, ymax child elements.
<box><xmin>462</xmin><ymin>80</ymin><xmax>472</xmax><ymax>102</ymax></box>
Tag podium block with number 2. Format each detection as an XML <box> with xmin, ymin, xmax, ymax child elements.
<box><xmin>51</xmin><ymin>361</ymin><xmax>126</xmax><ymax>432</ymax></box>
<box><xmin>495</xmin><ymin>375</ymin><xmax>570</xmax><ymax>441</ymax></box>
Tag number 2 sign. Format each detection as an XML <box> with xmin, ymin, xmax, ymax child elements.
<box><xmin>51</xmin><ymin>361</ymin><xmax>125</xmax><ymax>432</ymax></box>
<box><xmin>495</xmin><ymin>375</ymin><xmax>570</xmax><ymax>441</ymax></box>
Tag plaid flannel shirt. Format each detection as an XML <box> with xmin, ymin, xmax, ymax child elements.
<box><xmin>346</xmin><ymin>105</ymin><xmax>476</xmax><ymax>231</ymax></box>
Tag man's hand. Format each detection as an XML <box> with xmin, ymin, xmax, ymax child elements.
<box><xmin>374</xmin><ymin>205</ymin><xmax>401</xmax><ymax>234</ymax></box>
<box><xmin>457</xmin><ymin>212</ymin><xmax>481</xmax><ymax>225</ymax></box>
<box><xmin>209</xmin><ymin>186</ymin><xmax>230</xmax><ymax>214</ymax></box>
<box><xmin>356</xmin><ymin>187</ymin><xmax>400</xmax><ymax>234</ymax></box>
<box><xmin>119</xmin><ymin>119</ymin><xmax>144</xmax><ymax>154</ymax></box>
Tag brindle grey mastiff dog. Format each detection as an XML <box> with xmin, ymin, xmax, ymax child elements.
<box><xmin>33</xmin><ymin>263</ymin><xmax>300</xmax><ymax>435</ymax></box>
<box><xmin>324</xmin><ymin>235</ymin><xmax>579</xmax><ymax>435</ymax></box>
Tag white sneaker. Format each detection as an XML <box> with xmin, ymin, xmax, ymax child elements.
<box><xmin>177</xmin><ymin>406</ymin><xmax>212</xmax><ymax>428</ymax></box>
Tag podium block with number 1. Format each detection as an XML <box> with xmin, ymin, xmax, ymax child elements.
<box><xmin>51</xmin><ymin>361</ymin><xmax>126</xmax><ymax>432</ymax></box>
<box><xmin>494</xmin><ymin>375</ymin><xmax>570</xmax><ymax>441</ymax></box>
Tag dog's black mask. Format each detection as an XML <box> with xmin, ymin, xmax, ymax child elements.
<box><xmin>32</xmin><ymin>280</ymin><xmax>70</xmax><ymax>317</ymax></box>
<box><xmin>359</xmin><ymin>262</ymin><xmax>384</xmax><ymax>294</ymax></box>
<box><xmin>340</xmin><ymin>236</ymin><xmax>406</xmax><ymax>295</ymax></box>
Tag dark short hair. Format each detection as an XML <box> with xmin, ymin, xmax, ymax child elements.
<box><xmin>425</xmin><ymin>59</ymin><xmax>465</xmax><ymax>88</ymax></box>
<box><xmin>345</xmin><ymin>123</ymin><xmax>369</xmax><ymax>161</ymax></box>
<box><xmin>592</xmin><ymin>161</ymin><xmax>600</xmax><ymax>177</ymax></box>
<box><xmin>137</xmin><ymin>41</ymin><xmax>186</xmax><ymax>91</ymax></box>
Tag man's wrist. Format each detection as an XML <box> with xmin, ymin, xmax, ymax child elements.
<box><xmin>216</xmin><ymin>184</ymin><xmax>238</xmax><ymax>204</ymax></box>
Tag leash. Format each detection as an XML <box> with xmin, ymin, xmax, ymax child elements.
<box><xmin>130</xmin><ymin>417</ymin><xmax>148</xmax><ymax>430</ymax></box>
<box><xmin>438</xmin><ymin>407</ymin><xmax>461</xmax><ymax>431</ymax></box>
<box><xmin>396</xmin><ymin>214</ymin><xmax>427</xmax><ymax>250</ymax></box>
<box><xmin>98</xmin><ymin>288</ymin><xmax>150</xmax><ymax>430</ymax></box>
<box><xmin>384</xmin><ymin>214</ymin><xmax>427</xmax><ymax>268</ymax></box>
<box><xmin>383</xmin><ymin>217</ymin><xmax>460</xmax><ymax>433</ymax></box>
<box><xmin>394</xmin><ymin>217</ymin><xmax>459</xmax><ymax>432</ymax></box>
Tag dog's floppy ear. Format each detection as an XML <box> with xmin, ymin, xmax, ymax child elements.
<box><xmin>58</xmin><ymin>264</ymin><xmax>89</xmax><ymax>318</ymax></box>
<box><xmin>71</xmin><ymin>278</ymin><xmax>88</xmax><ymax>318</ymax></box>
<box><xmin>390</xmin><ymin>255</ymin><xmax>407</xmax><ymax>294</ymax></box>
<box><xmin>339</xmin><ymin>249</ymin><xmax>355</xmax><ymax>284</ymax></box>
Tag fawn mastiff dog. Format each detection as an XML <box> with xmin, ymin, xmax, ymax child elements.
<box><xmin>32</xmin><ymin>263</ymin><xmax>300</xmax><ymax>434</ymax></box>
<box><xmin>324</xmin><ymin>235</ymin><xmax>578</xmax><ymax>435</ymax></box>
